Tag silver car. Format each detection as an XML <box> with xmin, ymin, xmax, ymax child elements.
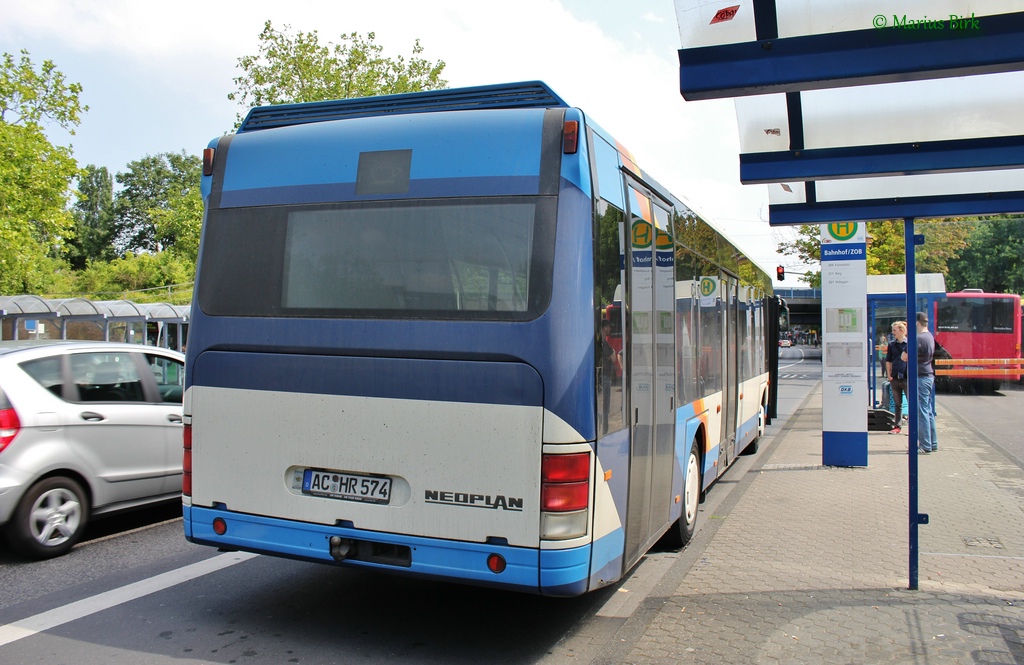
<box><xmin>0</xmin><ymin>340</ymin><xmax>185</xmax><ymax>559</ymax></box>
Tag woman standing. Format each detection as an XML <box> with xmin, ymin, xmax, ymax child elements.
<box><xmin>885</xmin><ymin>321</ymin><xmax>909</xmax><ymax>434</ymax></box>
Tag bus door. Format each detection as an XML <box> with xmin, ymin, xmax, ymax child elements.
<box><xmin>622</xmin><ymin>182</ymin><xmax>676</xmax><ymax>568</ymax></box>
<box><xmin>723</xmin><ymin>275</ymin><xmax>740</xmax><ymax>461</ymax></box>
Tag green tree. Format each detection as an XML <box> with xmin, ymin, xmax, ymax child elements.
<box><xmin>65</xmin><ymin>165</ymin><xmax>116</xmax><ymax>270</ymax></box>
<box><xmin>777</xmin><ymin>219</ymin><xmax>975</xmax><ymax>286</ymax></box>
<box><xmin>73</xmin><ymin>251</ymin><xmax>195</xmax><ymax>305</ymax></box>
<box><xmin>0</xmin><ymin>49</ymin><xmax>85</xmax><ymax>293</ymax></box>
<box><xmin>945</xmin><ymin>216</ymin><xmax>1024</xmax><ymax>293</ymax></box>
<box><xmin>229</xmin><ymin>21</ymin><xmax>447</xmax><ymax>125</ymax></box>
<box><xmin>112</xmin><ymin>151</ymin><xmax>201</xmax><ymax>254</ymax></box>
<box><xmin>865</xmin><ymin>218</ymin><xmax>975</xmax><ymax>277</ymax></box>
<box><xmin>151</xmin><ymin>185</ymin><xmax>202</xmax><ymax>265</ymax></box>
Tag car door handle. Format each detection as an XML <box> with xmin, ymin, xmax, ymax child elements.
<box><xmin>167</xmin><ymin>414</ymin><xmax>183</xmax><ymax>424</ymax></box>
<box><xmin>80</xmin><ymin>412</ymin><xmax>106</xmax><ymax>422</ymax></box>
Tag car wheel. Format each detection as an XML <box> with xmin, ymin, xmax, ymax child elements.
<box><xmin>5</xmin><ymin>477</ymin><xmax>89</xmax><ymax>559</ymax></box>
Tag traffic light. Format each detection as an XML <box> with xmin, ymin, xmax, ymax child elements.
<box><xmin>776</xmin><ymin>266</ymin><xmax>785</xmax><ymax>281</ymax></box>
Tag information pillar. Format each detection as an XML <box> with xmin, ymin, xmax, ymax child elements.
<box><xmin>820</xmin><ymin>222</ymin><xmax>868</xmax><ymax>466</ymax></box>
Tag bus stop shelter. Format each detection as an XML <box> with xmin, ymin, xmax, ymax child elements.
<box><xmin>0</xmin><ymin>295</ymin><xmax>189</xmax><ymax>351</ymax></box>
<box><xmin>674</xmin><ymin>0</ymin><xmax>1024</xmax><ymax>589</ymax></box>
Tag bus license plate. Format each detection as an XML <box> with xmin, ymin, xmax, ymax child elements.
<box><xmin>302</xmin><ymin>469</ymin><xmax>391</xmax><ymax>504</ymax></box>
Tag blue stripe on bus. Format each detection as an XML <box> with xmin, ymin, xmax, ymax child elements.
<box><xmin>193</xmin><ymin>351</ymin><xmax>543</xmax><ymax>407</ymax></box>
<box><xmin>539</xmin><ymin>544</ymin><xmax>592</xmax><ymax>597</ymax></box>
<box><xmin>185</xmin><ymin>505</ymin><xmax>542</xmax><ymax>594</ymax></box>
<box><xmin>218</xmin><ymin>176</ymin><xmax>543</xmax><ymax>208</ymax></box>
<box><xmin>588</xmin><ymin>526</ymin><xmax>625</xmax><ymax>590</ymax></box>
<box><xmin>736</xmin><ymin>410</ymin><xmax>760</xmax><ymax>451</ymax></box>
<box><xmin>596</xmin><ymin>429</ymin><xmax>630</xmax><ymax>541</ymax></box>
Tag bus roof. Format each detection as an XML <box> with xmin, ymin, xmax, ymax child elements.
<box><xmin>238</xmin><ymin>81</ymin><xmax>569</xmax><ymax>133</ymax></box>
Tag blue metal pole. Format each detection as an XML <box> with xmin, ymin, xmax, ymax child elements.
<box><xmin>905</xmin><ymin>217</ymin><xmax>919</xmax><ymax>591</ymax></box>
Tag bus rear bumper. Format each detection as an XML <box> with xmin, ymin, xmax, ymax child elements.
<box><xmin>185</xmin><ymin>505</ymin><xmax>590</xmax><ymax>596</ymax></box>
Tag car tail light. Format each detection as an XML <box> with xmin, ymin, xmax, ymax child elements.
<box><xmin>183</xmin><ymin>424</ymin><xmax>192</xmax><ymax>497</ymax></box>
<box><xmin>0</xmin><ymin>391</ymin><xmax>20</xmax><ymax>453</ymax></box>
<box><xmin>541</xmin><ymin>452</ymin><xmax>590</xmax><ymax>540</ymax></box>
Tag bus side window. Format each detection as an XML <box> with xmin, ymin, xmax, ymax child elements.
<box><xmin>595</xmin><ymin>198</ymin><xmax>626</xmax><ymax>438</ymax></box>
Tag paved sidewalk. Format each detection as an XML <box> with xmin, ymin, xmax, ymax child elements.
<box><xmin>622</xmin><ymin>384</ymin><xmax>1024</xmax><ymax>664</ymax></box>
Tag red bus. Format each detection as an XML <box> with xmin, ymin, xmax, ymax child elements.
<box><xmin>933</xmin><ymin>290</ymin><xmax>1022</xmax><ymax>392</ymax></box>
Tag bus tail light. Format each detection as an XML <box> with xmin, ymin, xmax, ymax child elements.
<box><xmin>541</xmin><ymin>452</ymin><xmax>590</xmax><ymax>540</ymax></box>
<box><xmin>562</xmin><ymin>121</ymin><xmax>579</xmax><ymax>154</ymax></box>
<box><xmin>203</xmin><ymin>148</ymin><xmax>215</xmax><ymax>176</ymax></box>
<box><xmin>542</xmin><ymin>482</ymin><xmax>589</xmax><ymax>511</ymax></box>
<box><xmin>541</xmin><ymin>509</ymin><xmax>588</xmax><ymax>540</ymax></box>
<box><xmin>487</xmin><ymin>553</ymin><xmax>506</xmax><ymax>574</ymax></box>
<box><xmin>183</xmin><ymin>424</ymin><xmax>192</xmax><ymax>497</ymax></box>
<box><xmin>543</xmin><ymin>452</ymin><xmax>589</xmax><ymax>484</ymax></box>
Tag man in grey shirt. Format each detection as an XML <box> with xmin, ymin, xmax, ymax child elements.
<box><xmin>913</xmin><ymin>311</ymin><xmax>937</xmax><ymax>453</ymax></box>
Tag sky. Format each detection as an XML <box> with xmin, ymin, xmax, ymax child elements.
<box><xmin>1</xmin><ymin>0</ymin><xmax>802</xmax><ymax>284</ymax></box>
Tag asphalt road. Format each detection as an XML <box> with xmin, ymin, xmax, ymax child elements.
<box><xmin>938</xmin><ymin>381</ymin><xmax>1024</xmax><ymax>469</ymax></box>
<box><xmin>0</xmin><ymin>353</ymin><xmax>855</xmax><ymax>665</ymax></box>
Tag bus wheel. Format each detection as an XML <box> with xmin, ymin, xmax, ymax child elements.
<box><xmin>678</xmin><ymin>440</ymin><xmax>701</xmax><ymax>546</ymax></box>
<box><xmin>660</xmin><ymin>440</ymin><xmax>701</xmax><ymax>550</ymax></box>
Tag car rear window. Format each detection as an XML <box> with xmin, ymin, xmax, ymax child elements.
<box><xmin>19</xmin><ymin>357</ymin><xmax>64</xmax><ymax>399</ymax></box>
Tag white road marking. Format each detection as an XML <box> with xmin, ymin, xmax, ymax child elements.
<box><xmin>779</xmin><ymin>347</ymin><xmax>809</xmax><ymax>370</ymax></box>
<box><xmin>0</xmin><ymin>551</ymin><xmax>258</xmax><ymax>648</ymax></box>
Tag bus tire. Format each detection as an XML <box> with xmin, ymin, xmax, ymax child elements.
<box><xmin>682</xmin><ymin>439</ymin><xmax>701</xmax><ymax>545</ymax></box>
<box><xmin>668</xmin><ymin>439</ymin><xmax>702</xmax><ymax>549</ymax></box>
<box><xmin>5</xmin><ymin>477</ymin><xmax>89</xmax><ymax>559</ymax></box>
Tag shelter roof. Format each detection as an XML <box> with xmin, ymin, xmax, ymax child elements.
<box><xmin>674</xmin><ymin>1</ymin><xmax>1024</xmax><ymax>223</ymax></box>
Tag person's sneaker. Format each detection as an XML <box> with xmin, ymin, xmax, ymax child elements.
<box><xmin>890</xmin><ymin>426</ymin><xmax>901</xmax><ymax>434</ymax></box>
<box><xmin>918</xmin><ymin>446</ymin><xmax>931</xmax><ymax>454</ymax></box>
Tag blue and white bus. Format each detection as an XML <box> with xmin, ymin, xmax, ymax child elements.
<box><xmin>184</xmin><ymin>82</ymin><xmax>775</xmax><ymax>596</ymax></box>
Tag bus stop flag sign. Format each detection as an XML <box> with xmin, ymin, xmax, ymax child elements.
<box><xmin>821</xmin><ymin>222</ymin><xmax>868</xmax><ymax>467</ymax></box>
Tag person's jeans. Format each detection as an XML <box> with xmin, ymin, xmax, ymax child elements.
<box><xmin>890</xmin><ymin>378</ymin><xmax>908</xmax><ymax>423</ymax></box>
<box><xmin>917</xmin><ymin>375</ymin><xmax>937</xmax><ymax>451</ymax></box>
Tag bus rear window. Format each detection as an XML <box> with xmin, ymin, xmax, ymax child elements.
<box><xmin>937</xmin><ymin>297</ymin><xmax>1016</xmax><ymax>333</ymax></box>
<box><xmin>198</xmin><ymin>197</ymin><xmax>555</xmax><ymax>320</ymax></box>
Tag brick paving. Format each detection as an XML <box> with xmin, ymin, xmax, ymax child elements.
<box><xmin>617</xmin><ymin>386</ymin><xmax>1024</xmax><ymax>664</ymax></box>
